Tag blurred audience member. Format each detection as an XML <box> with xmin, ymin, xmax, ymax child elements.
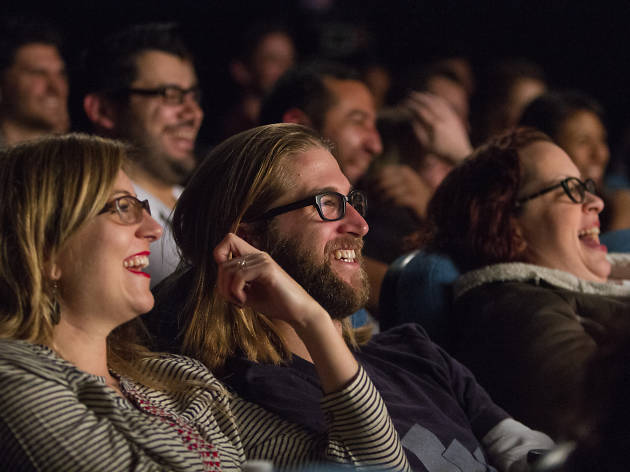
<box><xmin>363</xmin><ymin>92</ymin><xmax>471</xmax><ymax>264</ymax></box>
<box><xmin>222</xmin><ymin>23</ymin><xmax>296</xmax><ymax>138</ymax></box>
<box><xmin>260</xmin><ymin>62</ymin><xmax>381</xmax><ymax>184</ymax></box>
<box><xmin>474</xmin><ymin>59</ymin><xmax>546</xmax><ymax>144</ymax></box>
<box><xmin>0</xmin><ymin>17</ymin><xmax>69</xmax><ymax>146</ymax></box>
<box><xmin>520</xmin><ymin>90</ymin><xmax>630</xmax><ymax>230</ymax></box>
<box><xmin>425</xmin><ymin>127</ymin><xmax>630</xmax><ymax>438</ymax></box>
<box><xmin>82</xmin><ymin>23</ymin><xmax>204</xmax><ymax>286</ymax></box>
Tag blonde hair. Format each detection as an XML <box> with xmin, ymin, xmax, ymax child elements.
<box><xmin>0</xmin><ymin>134</ymin><xmax>122</xmax><ymax>343</ymax></box>
<box><xmin>0</xmin><ymin>133</ymin><xmax>191</xmax><ymax>391</ymax></box>
<box><xmin>169</xmin><ymin>124</ymin><xmax>367</xmax><ymax>371</ymax></box>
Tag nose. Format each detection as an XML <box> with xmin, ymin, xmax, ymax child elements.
<box><xmin>138</xmin><ymin>212</ymin><xmax>163</xmax><ymax>242</ymax></box>
<box><xmin>584</xmin><ymin>191</ymin><xmax>605</xmax><ymax>214</ymax></box>
<box><xmin>179</xmin><ymin>92</ymin><xmax>204</xmax><ymax>124</ymax></box>
<box><xmin>339</xmin><ymin>202</ymin><xmax>369</xmax><ymax>237</ymax></box>
<box><xmin>365</xmin><ymin>125</ymin><xmax>383</xmax><ymax>156</ymax></box>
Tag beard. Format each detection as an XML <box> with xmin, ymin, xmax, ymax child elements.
<box><xmin>262</xmin><ymin>227</ymin><xmax>369</xmax><ymax>320</ymax></box>
<box><xmin>131</xmin><ymin>140</ymin><xmax>196</xmax><ymax>186</ymax></box>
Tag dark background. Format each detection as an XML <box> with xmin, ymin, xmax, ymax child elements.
<box><xmin>5</xmin><ymin>0</ymin><xmax>630</xmax><ymax>159</ymax></box>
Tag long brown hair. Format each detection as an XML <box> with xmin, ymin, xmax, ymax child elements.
<box><xmin>170</xmin><ymin>123</ymin><xmax>363</xmax><ymax>371</ymax></box>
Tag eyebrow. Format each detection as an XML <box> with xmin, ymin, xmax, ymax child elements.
<box><xmin>109</xmin><ymin>190</ymin><xmax>134</xmax><ymax>198</ymax></box>
<box><xmin>301</xmin><ymin>186</ymin><xmax>353</xmax><ymax>198</ymax></box>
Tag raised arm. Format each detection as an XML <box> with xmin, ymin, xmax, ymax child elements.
<box><xmin>214</xmin><ymin>232</ymin><xmax>358</xmax><ymax>393</ymax></box>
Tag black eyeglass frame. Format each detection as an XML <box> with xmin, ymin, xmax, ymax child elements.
<box><xmin>249</xmin><ymin>190</ymin><xmax>367</xmax><ymax>222</ymax></box>
<box><xmin>99</xmin><ymin>195</ymin><xmax>151</xmax><ymax>224</ymax></box>
<box><xmin>516</xmin><ymin>177</ymin><xmax>597</xmax><ymax>207</ymax></box>
<box><xmin>124</xmin><ymin>85</ymin><xmax>202</xmax><ymax>105</ymax></box>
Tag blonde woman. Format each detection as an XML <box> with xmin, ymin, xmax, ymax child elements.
<box><xmin>0</xmin><ymin>134</ymin><xmax>408</xmax><ymax>471</ymax></box>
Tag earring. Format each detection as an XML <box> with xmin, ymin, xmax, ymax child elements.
<box><xmin>50</xmin><ymin>281</ymin><xmax>60</xmax><ymax>325</ymax></box>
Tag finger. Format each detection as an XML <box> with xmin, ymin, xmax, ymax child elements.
<box><xmin>222</xmin><ymin>254</ymin><xmax>268</xmax><ymax>306</ymax></box>
<box><xmin>213</xmin><ymin>232</ymin><xmax>257</xmax><ymax>265</ymax></box>
<box><xmin>405</xmin><ymin>92</ymin><xmax>439</xmax><ymax>124</ymax></box>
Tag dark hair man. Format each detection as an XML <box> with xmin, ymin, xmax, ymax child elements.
<box><xmin>148</xmin><ymin>123</ymin><xmax>553</xmax><ymax>472</ymax></box>
<box><xmin>259</xmin><ymin>63</ymin><xmax>382</xmax><ymax>185</ymax></box>
<box><xmin>0</xmin><ymin>17</ymin><xmax>69</xmax><ymax>146</ymax></box>
<box><xmin>82</xmin><ymin>23</ymin><xmax>203</xmax><ymax>286</ymax></box>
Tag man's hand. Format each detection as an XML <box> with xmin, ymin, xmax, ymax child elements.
<box><xmin>214</xmin><ymin>232</ymin><xmax>324</xmax><ymax>329</ymax></box>
<box><xmin>214</xmin><ymin>232</ymin><xmax>359</xmax><ymax>392</ymax></box>
<box><xmin>404</xmin><ymin>91</ymin><xmax>472</xmax><ymax>164</ymax></box>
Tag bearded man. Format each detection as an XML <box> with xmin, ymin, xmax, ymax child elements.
<box><xmin>147</xmin><ymin>123</ymin><xmax>552</xmax><ymax>472</ymax></box>
<box><xmin>82</xmin><ymin>23</ymin><xmax>203</xmax><ymax>286</ymax></box>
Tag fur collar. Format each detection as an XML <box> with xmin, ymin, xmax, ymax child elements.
<box><xmin>454</xmin><ymin>253</ymin><xmax>630</xmax><ymax>299</ymax></box>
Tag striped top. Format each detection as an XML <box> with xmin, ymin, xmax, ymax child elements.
<box><xmin>0</xmin><ymin>340</ymin><xmax>409</xmax><ymax>472</ymax></box>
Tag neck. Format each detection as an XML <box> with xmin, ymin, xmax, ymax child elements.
<box><xmin>125</xmin><ymin>162</ymin><xmax>177</xmax><ymax>209</ymax></box>
<box><xmin>272</xmin><ymin>318</ymin><xmax>344</xmax><ymax>364</ymax></box>
<box><xmin>49</xmin><ymin>316</ymin><xmax>114</xmax><ymax>382</ymax></box>
<box><xmin>0</xmin><ymin>119</ymin><xmax>52</xmax><ymax>146</ymax></box>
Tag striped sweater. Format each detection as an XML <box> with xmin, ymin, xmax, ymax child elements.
<box><xmin>0</xmin><ymin>340</ymin><xmax>409</xmax><ymax>472</ymax></box>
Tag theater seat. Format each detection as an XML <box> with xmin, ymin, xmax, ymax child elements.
<box><xmin>378</xmin><ymin>250</ymin><xmax>459</xmax><ymax>345</ymax></box>
<box><xmin>601</xmin><ymin>229</ymin><xmax>630</xmax><ymax>253</ymax></box>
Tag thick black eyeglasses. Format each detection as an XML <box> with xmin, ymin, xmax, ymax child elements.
<box><xmin>125</xmin><ymin>85</ymin><xmax>202</xmax><ymax>105</ymax></box>
<box><xmin>250</xmin><ymin>190</ymin><xmax>367</xmax><ymax>222</ymax></box>
<box><xmin>99</xmin><ymin>195</ymin><xmax>151</xmax><ymax>225</ymax></box>
<box><xmin>516</xmin><ymin>177</ymin><xmax>597</xmax><ymax>207</ymax></box>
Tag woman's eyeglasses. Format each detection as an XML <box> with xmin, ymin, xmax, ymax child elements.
<box><xmin>99</xmin><ymin>195</ymin><xmax>151</xmax><ymax>225</ymax></box>
<box><xmin>516</xmin><ymin>177</ymin><xmax>597</xmax><ymax>207</ymax></box>
<box><xmin>249</xmin><ymin>190</ymin><xmax>367</xmax><ymax>222</ymax></box>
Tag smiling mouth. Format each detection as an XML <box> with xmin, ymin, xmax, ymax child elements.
<box><xmin>334</xmin><ymin>249</ymin><xmax>357</xmax><ymax>263</ymax></box>
<box><xmin>123</xmin><ymin>252</ymin><xmax>150</xmax><ymax>277</ymax></box>
<box><xmin>578</xmin><ymin>226</ymin><xmax>600</xmax><ymax>241</ymax></box>
<box><xmin>578</xmin><ymin>226</ymin><xmax>607</xmax><ymax>251</ymax></box>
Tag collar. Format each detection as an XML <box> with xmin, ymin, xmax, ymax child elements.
<box><xmin>454</xmin><ymin>253</ymin><xmax>630</xmax><ymax>299</ymax></box>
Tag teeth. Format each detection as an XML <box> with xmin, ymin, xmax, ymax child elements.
<box><xmin>578</xmin><ymin>227</ymin><xmax>600</xmax><ymax>238</ymax></box>
<box><xmin>334</xmin><ymin>249</ymin><xmax>356</xmax><ymax>262</ymax></box>
<box><xmin>123</xmin><ymin>255</ymin><xmax>149</xmax><ymax>270</ymax></box>
<box><xmin>173</xmin><ymin>130</ymin><xmax>194</xmax><ymax>139</ymax></box>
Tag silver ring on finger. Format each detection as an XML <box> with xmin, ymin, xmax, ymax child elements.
<box><xmin>238</xmin><ymin>258</ymin><xmax>247</xmax><ymax>271</ymax></box>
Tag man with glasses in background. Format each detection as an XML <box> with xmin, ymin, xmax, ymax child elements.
<box><xmin>82</xmin><ymin>23</ymin><xmax>203</xmax><ymax>285</ymax></box>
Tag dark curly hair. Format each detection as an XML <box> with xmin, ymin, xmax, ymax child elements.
<box><xmin>423</xmin><ymin>127</ymin><xmax>552</xmax><ymax>272</ymax></box>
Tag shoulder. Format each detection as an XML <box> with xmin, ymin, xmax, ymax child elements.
<box><xmin>0</xmin><ymin>339</ymin><xmax>68</xmax><ymax>382</ymax></box>
<box><xmin>142</xmin><ymin>353</ymin><xmax>219</xmax><ymax>385</ymax></box>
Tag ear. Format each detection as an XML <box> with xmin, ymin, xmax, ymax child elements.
<box><xmin>236</xmin><ymin>222</ymin><xmax>262</xmax><ymax>249</ymax></box>
<box><xmin>83</xmin><ymin>93</ymin><xmax>117</xmax><ymax>131</ymax></box>
<box><xmin>510</xmin><ymin>219</ymin><xmax>528</xmax><ymax>257</ymax></box>
<box><xmin>229</xmin><ymin>60</ymin><xmax>252</xmax><ymax>87</ymax></box>
<box><xmin>46</xmin><ymin>261</ymin><xmax>62</xmax><ymax>281</ymax></box>
<box><xmin>282</xmin><ymin>108</ymin><xmax>312</xmax><ymax>126</ymax></box>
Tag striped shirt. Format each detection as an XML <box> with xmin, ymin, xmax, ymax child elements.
<box><xmin>0</xmin><ymin>340</ymin><xmax>409</xmax><ymax>471</ymax></box>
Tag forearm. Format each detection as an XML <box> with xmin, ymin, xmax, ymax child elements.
<box><xmin>292</xmin><ymin>306</ymin><xmax>359</xmax><ymax>393</ymax></box>
<box><xmin>242</xmin><ymin>367</ymin><xmax>410</xmax><ymax>471</ymax></box>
